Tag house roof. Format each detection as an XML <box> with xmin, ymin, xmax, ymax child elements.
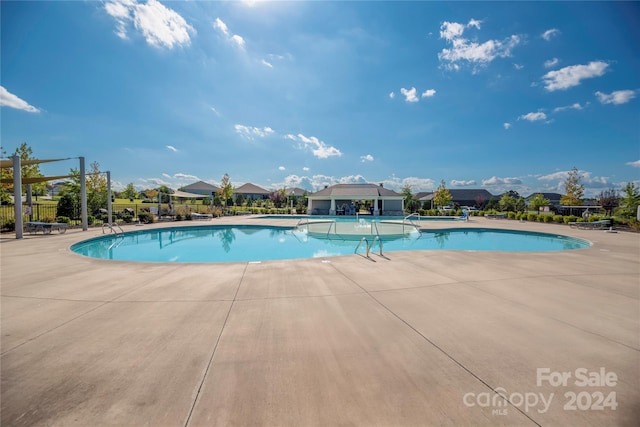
<box><xmin>286</xmin><ymin>187</ymin><xmax>307</xmax><ymax>197</ymax></box>
<box><xmin>524</xmin><ymin>192</ymin><xmax>562</xmax><ymax>200</ymax></box>
<box><xmin>309</xmin><ymin>183</ymin><xmax>403</xmax><ymax>198</ymax></box>
<box><xmin>180</xmin><ymin>180</ymin><xmax>219</xmax><ymax>192</ymax></box>
<box><xmin>235</xmin><ymin>183</ymin><xmax>270</xmax><ymax>195</ymax></box>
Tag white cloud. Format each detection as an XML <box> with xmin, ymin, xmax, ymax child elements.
<box><xmin>234</xmin><ymin>124</ymin><xmax>275</xmax><ymax>139</ymax></box>
<box><xmin>482</xmin><ymin>176</ymin><xmax>522</xmax><ymax>186</ymax></box>
<box><xmin>538</xmin><ymin>171</ymin><xmax>569</xmax><ymax>181</ymax></box>
<box><xmin>400</xmin><ymin>87</ymin><xmax>419</xmax><ymax>103</ymax></box>
<box><xmin>287</xmin><ymin>134</ymin><xmax>342</xmax><ymax>159</ymax></box>
<box><xmin>519</xmin><ymin>112</ymin><xmax>547</xmax><ymax>122</ymax></box>
<box><xmin>451</xmin><ymin>180</ymin><xmax>476</xmax><ymax>186</ymax></box>
<box><xmin>360</xmin><ymin>154</ymin><xmax>374</xmax><ymax>162</ymax></box>
<box><xmin>626</xmin><ymin>160</ymin><xmax>640</xmax><ymax>168</ymax></box>
<box><xmin>231</xmin><ymin>34</ymin><xmax>245</xmax><ymax>49</ymax></box>
<box><xmin>105</xmin><ymin>0</ymin><xmax>195</xmax><ymax>49</ymax></box>
<box><xmin>542</xmin><ymin>28</ymin><xmax>560</xmax><ymax>41</ymax></box>
<box><xmin>0</xmin><ymin>86</ymin><xmax>40</xmax><ymax>112</ymax></box>
<box><xmin>302</xmin><ymin>167</ymin><xmax>310</xmax><ymax>172</ymax></box>
<box><xmin>438</xmin><ymin>19</ymin><xmax>520</xmax><ymax>71</ymax></box>
<box><xmin>278</xmin><ymin>166</ymin><xmax>285</xmax><ymax>171</ymax></box>
<box><xmin>213</xmin><ymin>17</ymin><xmax>229</xmax><ymax>36</ymax></box>
<box><xmin>542</xmin><ymin>61</ymin><xmax>609</xmax><ymax>91</ymax></box>
<box><xmin>503</xmin><ymin>122</ymin><xmax>511</xmax><ymax>130</ymax></box>
<box><xmin>595</xmin><ymin>90</ymin><xmax>637</xmax><ymax>105</ymax></box>
<box><xmin>213</xmin><ymin>17</ymin><xmax>245</xmax><ymax>50</ymax></box>
<box><xmin>173</xmin><ymin>173</ymin><xmax>199</xmax><ymax>181</ymax></box>
<box><xmin>261</xmin><ymin>59</ymin><xmax>273</xmax><ymax>68</ymax></box>
<box><xmin>421</xmin><ymin>89</ymin><xmax>436</xmax><ymax>98</ymax></box>
<box><xmin>544</xmin><ymin>58</ymin><xmax>559</xmax><ymax>68</ymax></box>
<box><xmin>440</xmin><ymin>21</ymin><xmax>467</xmax><ymax>41</ymax></box>
<box><xmin>166</xmin><ymin>145</ymin><xmax>178</xmax><ymax>152</ymax></box>
<box><xmin>383</xmin><ymin>176</ymin><xmax>436</xmax><ymax>192</ymax></box>
<box><xmin>553</xmin><ymin>102</ymin><xmax>585</xmax><ymax>112</ymax></box>
<box><xmin>389</xmin><ymin>92</ymin><xmax>395</xmax><ymax>99</ymax></box>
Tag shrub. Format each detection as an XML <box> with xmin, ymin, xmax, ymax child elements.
<box><xmin>563</xmin><ymin>215</ymin><xmax>579</xmax><ymax>224</ymax></box>
<box><xmin>1</xmin><ymin>218</ymin><xmax>15</xmax><ymax>232</ymax></box>
<box><xmin>553</xmin><ymin>215</ymin><xmax>564</xmax><ymax>224</ymax></box>
<box><xmin>56</xmin><ymin>216</ymin><xmax>71</xmax><ymax>224</ymax></box>
<box><xmin>137</xmin><ymin>212</ymin><xmax>153</xmax><ymax>224</ymax></box>
<box><xmin>541</xmin><ymin>214</ymin><xmax>554</xmax><ymax>223</ymax></box>
<box><xmin>507</xmin><ymin>211</ymin><xmax>516</xmax><ymax>220</ymax></box>
<box><xmin>526</xmin><ymin>213</ymin><xmax>537</xmax><ymax>221</ymax></box>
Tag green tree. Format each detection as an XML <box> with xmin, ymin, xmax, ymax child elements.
<box><xmin>218</xmin><ymin>173</ymin><xmax>234</xmax><ymax>207</ymax></box>
<box><xmin>499</xmin><ymin>194</ymin><xmax>517</xmax><ymax>212</ymax></box>
<box><xmin>617</xmin><ymin>182</ymin><xmax>640</xmax><ymax>217</ymax></box>
<box><xmin>401</xmin><ymin>184</ymin><xmax>419</xmax><ymax>213</ymax></box>
<box><xmin>560</xmin><ymin>167</ymin><xmax>584</xmax><ymax>206</ymax></box>
<box><xmin>122</xmin><ymin>183</ymin><xmax>138</xmax><ymax>201</ymax></box>
<box><xmin>433</xmin><ymin>180</ymin><xmax>452</xmax><ymax>209</ymax></box>
<box><xmin>158</xmin><ymin>185</ymin><xmax>172</xmax><ymax>203</ymax></box>
<box><xmin>86</xmin><ymin>161</ymin><xmax>107</xmax><ymax>213</ymax></box>
<box><xmin>529</xmin><ymin>193</ymin><xmax>552</xmax><ymax>212</ymax></box>
<box><xmin>56</xmin><ymin>192</ymin><xmax>79</xmax><ymax>220</ymax></box>
<box><xmin>1</xmin><ymin>143</ymin><xmax>47</xmax><ymax>198</ymax></box>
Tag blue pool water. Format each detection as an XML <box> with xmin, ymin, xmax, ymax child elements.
<box><xmin>260</xmin><ymin>215</ymin><xmax>459</xmax><ymax>222</ymax></box>
<box><xmin>71</xmin><ymin>225</ymin><xmax>590</xmax><ymax>263</ymax></box>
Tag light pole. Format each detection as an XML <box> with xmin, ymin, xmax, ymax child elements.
<box><xmin>290</xmin><ymin>190</ymin><xmax>295</xmax><ymax>215</ymax></box>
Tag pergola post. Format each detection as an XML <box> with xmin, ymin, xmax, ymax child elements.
<box><xmin>12</xmin><ymin>155</ymin><xmax>23</xmax><ymax>239</ymax></box>
<box><xmin>329</xmin><ymin>198</ymin><xmax>336</xmax><ymax>215</ymax></box>
<box><xmin>106</xmin><ymin>171</ymin><xmax>112</xmax><ymax>225</ymax></box>
<box><xmin>80</xmin><ymin>157</ymin><xmax>88</xmax><ymax>231</ymax></box>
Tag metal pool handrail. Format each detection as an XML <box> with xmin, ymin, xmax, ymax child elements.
<box><xmin>403</xmin><ymin>213</ymin><xmax>422</xmax><ymax>234</ymax></box>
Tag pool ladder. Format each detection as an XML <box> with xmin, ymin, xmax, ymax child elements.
<box><xmin>102</xmin><ymin>222</ymin><xmax>124</xmax><ymax>236</ymax></box>
<box><xmin>354</xmin><ymin>235</ymin><xmax>383</xmax><ymax>258</ymax></box>
<box><xmin>403</xmin><ymin>213</ymin><xmax>422</xmax><ymax>234</ymax></box>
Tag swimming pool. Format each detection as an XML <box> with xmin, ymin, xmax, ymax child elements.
<box><xmin>260</xmin><ymin>215</ymin><xmax>460</xmax><ymax>222</ymax></box>
<box><xmin>71</xmin><ymin>225</ymin><xmax>590</xmax><ymax>263</ymax></box>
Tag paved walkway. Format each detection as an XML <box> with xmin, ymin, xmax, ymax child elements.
<box><xmin>1</xmin><ymin>217</ymin><xmax>638</xmax><ymax>426</ymax></box>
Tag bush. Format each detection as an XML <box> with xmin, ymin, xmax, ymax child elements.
<box><xmin>553</xmin><ymin>215</ymin><xmax>564</xmax><ymax>224</ymax></box>
<box><xmin>526</xmin><ymin>213</ymin><xmax>537</xmax><ymax>221</ymax></box>
<box><xmin>1</xmin><ymin>218</ymin><xmax>15</xmax><ymax>232</ymax></box>
<box><xmin>56</xmin><ymin>216</ymin><xmax>71</xmax><ymax>224</ymax></box>
<box><xmin>137</xmin><ymin>212</ymin><xmax>153</xmax><ymax>224</ymax></box>
<box><xmin>563</xmin><ymin>215</ymin><xmax>579</xmax><ymax>224</ymax></box>
<box><xmin>540</xmin><ymin>214</ymin><xmax>554</xmax><ymax>223</ymax></box>
<box><xmin>507</xmin><ymin>211</ymin><xmax>516</xmax><ymax>220</ymax></box>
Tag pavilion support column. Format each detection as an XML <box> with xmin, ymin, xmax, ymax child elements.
<box><xmin>80</xmin><ymin>157</ymin><xmax>88</xmax><ymax>231</ymax></box>
<box><xmin>12</xmin><ymin>155</ymin><xmax>23</xmax><ymax>239</ymax></box>
<box><xmin>106</xmin><ymin>171</ymin><xmax>112</xmax><ymax>225</ymax></box>
<box><xmin>373</xmin><ymin>197</ymin><xmax>379</xmax><ymax>216</ymax></box>
<box><xmin>329</xmin><ymin>198</ymin><xmax>336</xmax><ymax>216</ymax></box>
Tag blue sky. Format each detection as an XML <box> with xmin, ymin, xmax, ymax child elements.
<box><xmin>2</xmin><ymin>1</ymin><xmax>639</xmax><ymax>197</ymax></box>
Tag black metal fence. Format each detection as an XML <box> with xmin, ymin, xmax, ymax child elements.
<box><xmin>0</xmin><ymin>203</ymin><xmax>214</xmax><ymax>229</ymax></box>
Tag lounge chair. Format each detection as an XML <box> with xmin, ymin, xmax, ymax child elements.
<box><xmin>25</xmin><ymin>222</ymin><xmax>68</xmax><ymax>234</ymax></box>
<box><xmin>191</xmin><ymin>213</ymin><xmax>212</xmax><ymax>220</ymax></box>
<box><xmin>569</xmin><ymin>220</ymin><xmax>611</xmax><ymax>230</ymax></box>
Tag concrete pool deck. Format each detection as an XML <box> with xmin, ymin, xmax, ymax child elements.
<box><xmin>1</xmin><ymin>216</ymin><xmax>638</xmax><ymax>426</ymax></box>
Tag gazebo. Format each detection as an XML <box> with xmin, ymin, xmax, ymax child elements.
<box><xmin>307</xmin><ymin>183</ymin><xmax>404</xmax><ymax>216</ymax></box>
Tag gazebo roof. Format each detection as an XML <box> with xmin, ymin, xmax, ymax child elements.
<box><xmin>309</xmin><ymin>183</ymin><xmax>403</xmax><ymax>198</ymax></box>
